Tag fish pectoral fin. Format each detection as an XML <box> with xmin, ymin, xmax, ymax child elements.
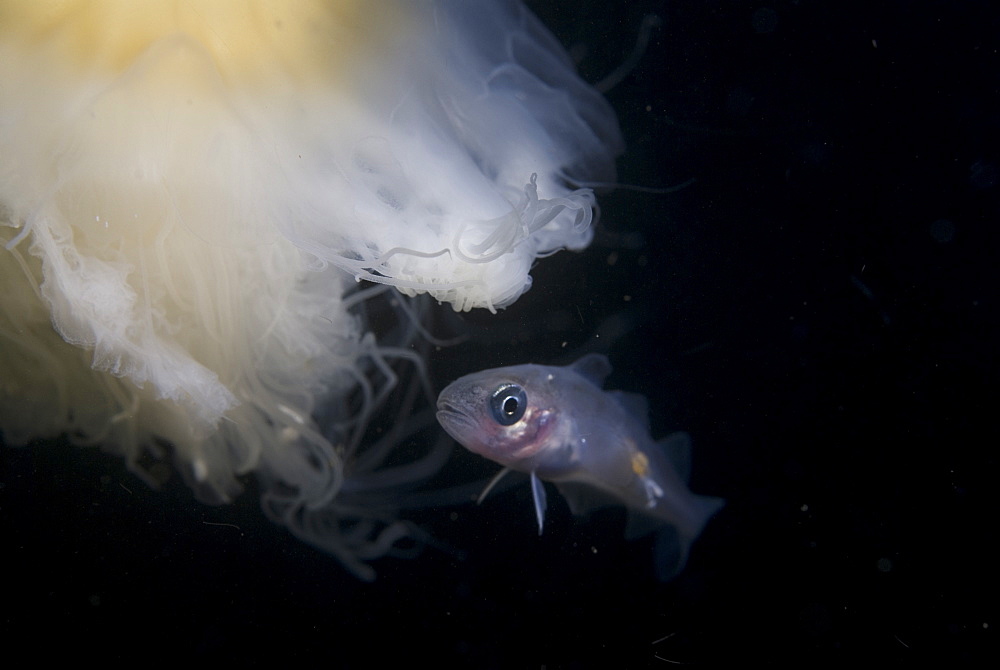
<box><xmin>477</xmin><ymin>466</ymin><xmax>513</xmax><ymax>505</ymax></box>
<box><xmin>530</xmin><ymin>471</ymin><xmax>548</xmax><ymax>535</ymax></box>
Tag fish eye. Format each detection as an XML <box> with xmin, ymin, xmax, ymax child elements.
<box><xmin>490</xmin><ymin>383</ymin><xmax>527</xmax><ymax>426</ymax></box>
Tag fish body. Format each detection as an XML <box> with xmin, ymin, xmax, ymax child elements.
<box><xmin>436</xmin><ymin>354</ymin><xmax>723</xmax><ymax>569</ymax></box>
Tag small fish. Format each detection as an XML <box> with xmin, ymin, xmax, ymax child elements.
<box><xmin>436</xmin><ymin>353</ymin><xmax>723</xmax><ymax>574</ymax></box>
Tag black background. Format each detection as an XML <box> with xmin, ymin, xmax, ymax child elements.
<box><xmin>2</xmin><ymin>1</ymin><xmax>995</xmax><ymax>666</ymax></box>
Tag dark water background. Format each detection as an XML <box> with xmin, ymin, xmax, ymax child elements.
<box><xmin>2</xmin><ymin>1</ymin><xmax>995</xmax><ymax>665</ymax></box>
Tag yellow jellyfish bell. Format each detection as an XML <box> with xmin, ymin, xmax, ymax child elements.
<box><xmin>0</xmin><ymin>0</ymin><xmax>623</xmax><ymax>578</ymax></box>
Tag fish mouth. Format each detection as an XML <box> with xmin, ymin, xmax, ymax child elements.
<box><xmin>435</xmin><ymin>399</ymin><xmax>462</xmax><ymax>420</ymax></box>
<box><xmin>435</xmin><ymin>404</ymin><xmax>476</xmax><ymax>438</ymax></box>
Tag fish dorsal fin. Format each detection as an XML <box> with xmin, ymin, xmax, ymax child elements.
<box><xmin>607</xmin><ymin>391</ymin><xmax>651</xmax><ymax>430</ymax></box>
<box><xmin>569</xmin><ymin>353</ymin><xmax>613</xmax><ymax>387</ymax></box>
<box><xmin>659</xmin><ymin>431</ymin><xmax>692</xmax><ymax>483</ymax></box>
<box><xmin>530</xmin><ymin>471</ymin><xmax>548</xmax><ymax>535</ymax></box>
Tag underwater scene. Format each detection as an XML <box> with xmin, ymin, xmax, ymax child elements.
<box><xmin>1</xmin><ymin>1</ymin><xmax>993</xmax><ymax>665</ymax></box>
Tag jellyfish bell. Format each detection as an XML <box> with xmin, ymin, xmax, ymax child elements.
<box><xmin>0</xmin><ymin>0</ymin><xmax>623</xmax><ymax>578</ymax></box>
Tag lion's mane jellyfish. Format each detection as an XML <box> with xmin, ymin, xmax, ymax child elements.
<box><xmin>0</xmin><ymin>0</ymin><xmax>622</xmax><ymax>578</ymax></box>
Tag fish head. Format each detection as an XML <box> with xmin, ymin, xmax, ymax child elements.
<box><xmin>436</xmin><ymin>364</ymin><xmax>561</xmax><ymax>469</ymax></box>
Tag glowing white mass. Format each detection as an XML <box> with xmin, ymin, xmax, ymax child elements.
<box><xmin>0</xmin><ymin>0</ymin><xmax>622</xmax><ymax>578</ymax></box>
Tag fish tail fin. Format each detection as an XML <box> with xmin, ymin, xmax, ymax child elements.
<box><xmin>652</xmin><ymin>493</ymin><xmax>725</xmax><ymax>581</ymax></box>
<box><xmin>686</xmin><ymin>493</ymin><xmax>726</xmax><ymax>538</ymax></box>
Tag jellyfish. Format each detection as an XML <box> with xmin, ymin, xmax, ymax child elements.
<box><xmin>0</xmin><ymin>0</ymin><xmax>623</xmax><ymax>579</ymax></box>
